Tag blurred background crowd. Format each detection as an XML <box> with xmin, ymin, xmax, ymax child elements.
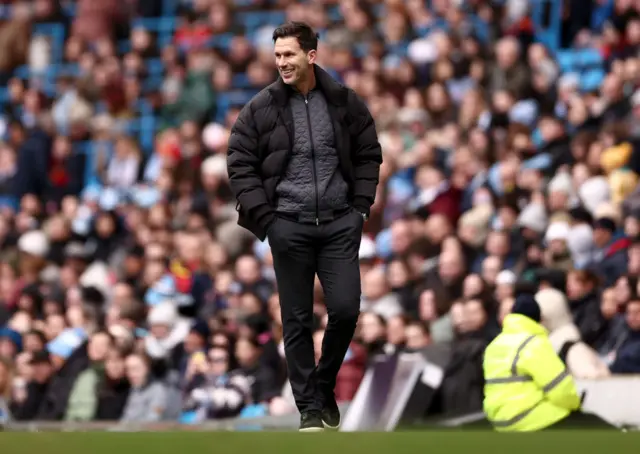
<box><xmin>1</xmin><ymin>0</ymin><xmax>640</xmax><ymax>426</ymax></box>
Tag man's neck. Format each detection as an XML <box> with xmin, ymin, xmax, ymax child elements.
<box><xmin>295</xmin><ymin>68</ymin><xmax>317</xmax><ymax>96</ymax></box>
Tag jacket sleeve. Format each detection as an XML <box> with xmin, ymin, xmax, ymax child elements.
<box><xmin>227</xmin><ymin>102</ymin><xmax>274</xmax><ymax>230</ymax></box>
<box><xmin>348</xmin><ymin>91</ymin><xmax>382</xmax><ymax>216</ymax></box>
<box><xmin>519</xmin><ymin>336</ymin><xmax>581</xmax><ymax>411</ymax></box>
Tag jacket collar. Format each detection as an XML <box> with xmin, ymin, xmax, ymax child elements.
<box><xmin>501</xmin><ymin>313</ymin><xmax>548</xmax><ymax>336</ymax></box>
<box><xmin>268</xmin><ymin>64</ymin><xmax>348</xmax><ymax>107</ymax></box>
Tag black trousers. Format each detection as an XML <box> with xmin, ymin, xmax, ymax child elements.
<box><xmin>462</xmin><ymin>412</ymin><xmax>617</xmax><ymax>431</ymax></box>
<box><xmin>544</xmin><ymin>411</ymin><xmax>617</xmax><ymax>430</ymax></box>
<box><xmin>268</xmin><ymin>209</ymin><xmax>363</xmax><ymax>413</ymax></box>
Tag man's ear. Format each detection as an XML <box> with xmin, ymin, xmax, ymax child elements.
<box><xmin>307</xmin><ymin>49</ymin><xmax>317</xmax><ymax>65</ymax></box>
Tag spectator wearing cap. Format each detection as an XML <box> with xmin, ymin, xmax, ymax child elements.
<box><xmin>16</xmin><ymin>230</ymin><xmax>50</xmax><ymax>285</ymax></box>
<box><xmin>0</xmin><ymin>326</ymin><xmax>22</xmax><ymax>359</ymax></box>
<box><xmin>547</xmin><ymin>172</ymin><xmax>575</xmax><ymax>214</ymax></box>
<box><xmin>483</xmin><ymin>293</ymin><xmax>605</xmax><ymax>431</ymax></box>
<box><xmin>11</xmin><ymin>350</ymin><xmax>53</xmax><ymax>421</ymax></box>
<box><xmin>590</xmin><ymin>217</ymin><xmax>630</xmax><ymax>286</ymax></box>
<box><xmin>144</xmin><ymin>301</ymin><xmax>191</xmax><ymax>375</ymax></box>
<box><xmin>543</xmin><ymin>221</ymin><xmax>573</xmax><ymax>272</ymax></box>
<box><xmin>36</xmin><ymin>327</ymin><xmax>89</xmax><ymax>420</ymax></box>
<box><xmin>566</xmin><ymin>223</ymin><xmax>595</xmax><ymax>270</ymax></box>
<box><xmin>495</xmin><ymin>270</ymin><xmax>517</xmax><ymax>303</ymax></box>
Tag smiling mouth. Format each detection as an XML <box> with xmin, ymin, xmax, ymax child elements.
<box><xmin>281</xmin><ymin>69</ymin><xmax>293</xmax><ymax>76</ymax></box>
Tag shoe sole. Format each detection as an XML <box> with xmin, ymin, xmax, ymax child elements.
<box><xmin>322</xmin><ymin>419</ymin><xmax>340</xmax><ymax>430</ymax></box>
<box><xmin>299</xmin><ymin>427</ymin><xmax>325</xmax><ymax>433</ymax></box>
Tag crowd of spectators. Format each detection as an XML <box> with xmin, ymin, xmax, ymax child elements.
<box><xmin>1</xmin><ymin>0</ymin><xmax>640</xmax><ymax>426</ymax></box>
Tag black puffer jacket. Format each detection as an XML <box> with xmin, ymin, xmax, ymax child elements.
<box><xmin>227</xmin><ymin>65</ymin><xmax>382</xmax><ymax>241</ymax></box>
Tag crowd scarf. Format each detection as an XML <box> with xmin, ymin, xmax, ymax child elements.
<box><xmin>49</xmin><ymin>156</ymin><xmax>70</xmax><ymax>187</ymax></box>
<box><xmin>170</xmin><ymin>259</ymin><xmax>197</xmax><ymax>294</ymax></box>
<box><xmin>144</xmin><ymin>318</ymin><xmax>191</xmax><ymax>360</ymax></box>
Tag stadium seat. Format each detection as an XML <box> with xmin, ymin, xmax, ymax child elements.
<box><xmin>0</xmin><ymin>87</ymin><xmax>9</xmax><ymax>104</ymax></box>
<box><xmin>142</xmin><ymin>76</ymin><xmax>164</xmax><ymax>93</ymax></box>
<box><xmin>204</xmin><ymin>33</ymin><xmax>234</xmax><ymax>51</ymax></box>
<box><xmin>118</xmin><ymin>40</ymin><xmax>132</xmax><ymax>54</ymax></box>
<box><xmin>145</xmin><ymin>58</ymin><xmax>165</xmax><ymax>76</ymax></box>
<box><xmin>327</xmin><ymin>6</ymin><xmax>342</xmax><ymax>22</ymax></box>
<box><xmin>162</xmin><ymin>0</ymin><xmax>179</xmax><ymax>16</ymax></box>
<box><xmin>235</xmin><ymin>11</ymin><xmax>286</xmax><ymax>30</ymax></box>
<box><xmin>216</xmin><ymin>90</ymin><xmax>259</xmax><ymax>122</ymax></box>
<box><xmin>33</xmin><ymin>23</ymin><xmax>65</xmax><ymax>64</ymax></box>
<box><xmin>231</xmin><ymin>73</ymin><xmax>252</xmax><ymax>89</ymax></box>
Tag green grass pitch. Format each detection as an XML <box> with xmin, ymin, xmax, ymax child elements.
<box><xmin>0</xmin><ymin>431</ymin><xmax>636</xmax><ymax>454</ymax></box>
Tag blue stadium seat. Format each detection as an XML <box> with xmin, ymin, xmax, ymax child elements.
<box><xmin>133</xmin><ymin>17</ymin><xmax>178</xmax><ymax>32</ymax></box>
<box><xmin>580</xmin><ymin>68</ymin><xmax>606</xmax><ymax>92</ymax></box>
<box><xmin>33</xmin><ymin>23</ymin><xmax>65</xmax><ymax>64</ymax></box>
<box><xmin>231</xmin><ymin>73</ymin><xmax>252</xmax><ymax>89</ymax></box>
<box><xmin>74</xmin><ymin>141</ymin><xmax>98</xmax><ymax>187</ymax></box>
<box><xmin>55</xmin><ymin>63</ymin><xmax>80</xmax><ymax>78</ymax></box>
<box><xmin>327</xmin><ymin>6</ymin><xmax>342</xmax><ymax>22</ymax></box>
<box><xmin>236</xmin><ymin>11</ymin><xmax>286</xmax><ymax>30</ymax></box>
<box><xmin>162</xmin><ymin>0</ymin><xmax>179</xmax><ymax>17</ymax></box>
<box><xmin>118</xmin><ymin>40</ymin><xmax>132</xmax><ymax>54</ymax></box>
<box><xmin>385</xmin><ymin>41</ymin><xmax>410</xmax><ymax>57</ymax></box>
<box><xmin>0</xmin><ymin>87</ymin><xmax>9</xmax><ymax>104</ymax></box>
<box><xmin>145</xmin><ymin>58</ymin><xmax>165</xmax><ymax>76</ymax></box>
<box><xmin>232</xmin><ymin>0</ymin><xmax>256</xmax><ymax>6</ymax></box>
<box><xmin>354</xmin><ymin>42</ymin><xmax>368</xmax><ymax>58</ymax></box>
<box><xmin>204</xmin><ymin>33</ymin><xmax>234</xmax><ymax>51</ymax></box>
<box><xmin>62</xmin><ymin>2</ymin><xmax>76</xmax><ymax>17</ymax></box>
<box><xmin>142</xmin><ymin>76</ymin><xmax>164</xmax><ymax>93</ymax></box>
<box><xmin>216</xmin><ymin>90</ymin><xmax>259</xmax><ymax>122</ymax></box>
<box><xmin>14</xmin><ymin>66</ymin><xmax>30</xmax><ymax>79</ymax></box>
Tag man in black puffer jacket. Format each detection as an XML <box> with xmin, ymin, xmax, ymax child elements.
<box><xmin>227</xmin><ymin>21</ymin><xmax>382</xmax><ymax>432</ymax></box>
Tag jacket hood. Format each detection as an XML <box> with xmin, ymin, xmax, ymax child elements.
<box><xmin>501</xmin><ymin>313</ymin><xmax>548</xmax><ymax>336</ymax></box>
<box><xmin>535</xmin><ymin>287</ymin><xmax>574</xmax><ymax>332</ymax></box>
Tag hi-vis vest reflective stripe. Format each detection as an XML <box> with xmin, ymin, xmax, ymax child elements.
<box><xmin>485</xmin><ymin>334</ymin><xmax>570</xmax><ymax>428</ymax></box>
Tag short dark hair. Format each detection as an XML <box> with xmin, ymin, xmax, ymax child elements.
<box><xmin>272</xmin><ymin>21</ymin><xmax>319</xmax><ymax>52</ymax></box>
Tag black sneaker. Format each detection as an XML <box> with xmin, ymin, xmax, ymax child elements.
<box><xmin>299</xmin><ymin>411</ymin><xmax>324</xmax><ymax>432</ymax></box>
<box><xmin>321</xmin><ymin>397</ymin><xmax>340</xmax><ymax>430</ymax></box>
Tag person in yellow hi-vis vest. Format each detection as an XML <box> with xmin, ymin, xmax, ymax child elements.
<box><xmin>483</xmin><ymin>293</ymin><xmax>615</xmax><ymax>431</ymax></box>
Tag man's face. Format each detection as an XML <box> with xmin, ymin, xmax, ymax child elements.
<box><xmin>274</xmin><ymin>37</ymin><xmax>315</xmax><ymax>86</ymax></box>
<box><xmin>593</xmin><ymin>227</ymin><xmax>611</xmax><ymax>248</ymax></box>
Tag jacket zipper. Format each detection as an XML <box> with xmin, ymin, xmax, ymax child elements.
<box><xmin>304</xmin><ymin>96</ymin><xmax>319</xmax><ymax>225</ymax></box>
